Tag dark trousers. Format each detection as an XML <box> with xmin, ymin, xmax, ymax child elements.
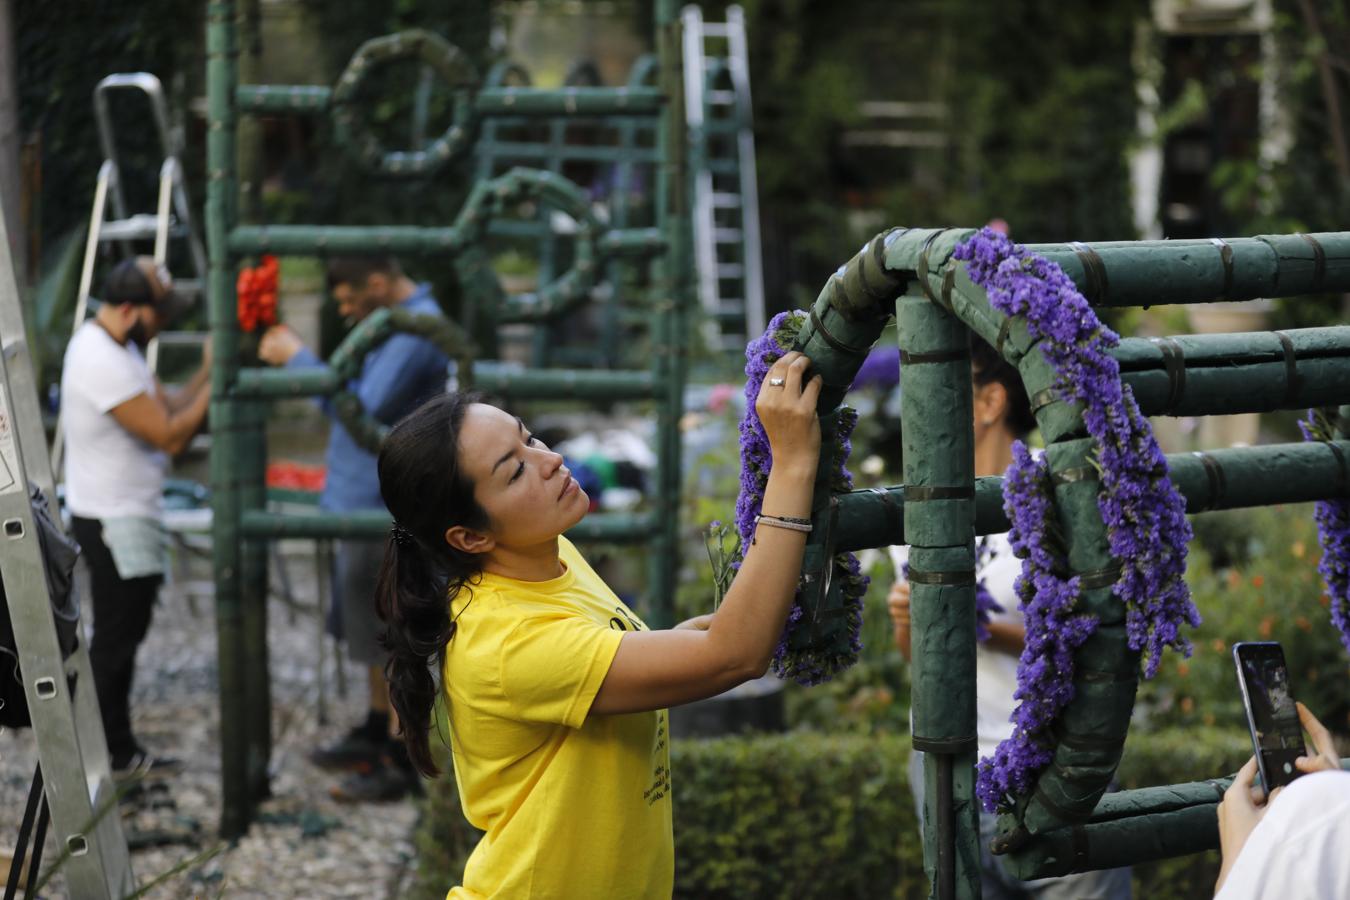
<box><xmin>71</xmin><ymin>516</ymin><xmax>161</xmax><ymax>765</ymax></box>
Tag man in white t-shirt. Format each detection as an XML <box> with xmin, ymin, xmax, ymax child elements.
<box><xmin>61</xmin><ymin>256</ymin><xmax>209</xmax><ymax>777</ymax></box>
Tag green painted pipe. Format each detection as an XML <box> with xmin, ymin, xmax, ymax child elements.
<box><xmin>896</xmin><ymin>289</ymin><xmax>981</xmax><ymax>900</ymax></box>
<box><xmin>998</xmin><ymin>761</ymin><xmax>1350</xmax><ymax>879</ymax></box>
<box><xmin>236</xmin><ymin>84</ymin><xmax>665</xmax><ymax>118</ymax></box>
<box><xmin>235</xmin><ymin>367</ymin><xmax>339</xmax><ymax>398</ymax></box>
<box><xmin>829</xmin><ymin>440</ymin><xmax>1350</xmax><ymax>548</ymax></box>
<box><xmin>228</xmin><ymin>224</ymin><xmax>666</xmax><ymax>259</ymax></box>
<box><xmin>471</xmin><ymin>362</ymin><xmax>661</xmax><ymax>400</ymax></box>
<box><xmin>206</xmin><ymin>0</ymin><xmax>249</xmax><ymax>840</ymax></box>
<box><xmin>239</xmin><ymin>509</ymin><xmax>660</xmax><ymax>543</ymax></box>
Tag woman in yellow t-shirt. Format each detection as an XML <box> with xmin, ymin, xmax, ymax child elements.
<box><xmin>373</xmin><ymin>351</ymin><xmax>821</xmax><ymax>899</ymax></box>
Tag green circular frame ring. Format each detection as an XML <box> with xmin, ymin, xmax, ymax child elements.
<box><xmin>452</xmin><ymin>167</ymin><xmax>607</xmax><ymax>324</ymax></box>
<box><xmin>329</xmin><ymin>307</ymin><xmax>476</xmax><ymax>452</ymax></box>
<box><xmin>330</xmin><ymin>29</ymin><xmax>478</xmax><ymax>178</ymax></box>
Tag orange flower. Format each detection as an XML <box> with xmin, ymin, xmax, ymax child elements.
<box><xmin>1321</xmin><ymin>594</ymin><xmax>1332</xmax><ymax>609</ymax></box>
<box><xmin>1226</xmin><ymin>570</ymin><xmax>1241</xmax><ymax>590</ymax></box>
<box><xmin>1296</xmin><ymin>616</ymin><xmax>1312</xmax><ymax>632</ymax></box>
<box><xmin>1251</xmin><ymin>575</ymin><xmax>1265</xmax><ymax>589</ymax></box>
<box><xmin>1258</xmin><ymin>617</ymin><xmax>1274</xmax><ymax>638</ymax></box>
<box><xmin>1211</xmin><ymin>638</ymin><xmax>1227</xmax><ymax>653</ymax></box>
<box><xmin>1176</xmin><ymin>662</ymin><xmax>1190</xmax><ymax>678</ymax></box>
<box><xmin>1181</xmin><ymin>697</ymin><xmax>1195</xmax><ymax>714</ymax></box>
<box><xmin>1292</xmin><ymin>541</ymin><xmax>1306</xmax><ymax>559</ymax></box>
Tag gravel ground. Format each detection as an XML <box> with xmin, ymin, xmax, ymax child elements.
<box><xmin>0</xmin><ymin>540</ymin><xmax>423</xmax><ymax>899</ymax></box>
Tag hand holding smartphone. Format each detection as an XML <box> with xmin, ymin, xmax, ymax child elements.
<box><xmin>1233</xmin><ymin>641</ymin><xmax>1307</xmax><ymax>790</ymax></box>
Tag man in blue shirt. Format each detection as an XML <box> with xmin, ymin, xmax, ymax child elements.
<box><xmin>259</xmin><ymin>256</ymin><xmax>448</xmax><ymax>801</ymax></box>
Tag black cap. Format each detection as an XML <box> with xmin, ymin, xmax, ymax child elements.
<box><xmin>103</xmin><ymin>257</ymin><xmax>192</xmax><ymax>321</ymax></box>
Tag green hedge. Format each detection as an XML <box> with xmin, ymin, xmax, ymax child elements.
<box><xmin>411</xmin><ymin>725</ymin><xmax>1257</xmax><ymax>899</ymax></box>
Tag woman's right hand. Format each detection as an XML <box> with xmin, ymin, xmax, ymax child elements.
<box><xmin>1294</xmin><ymin>702</ymin><xmax>1341</xmax><ymax>774</ymax></box>
<box><xmin>755</xmin><ymin>351</ymin><xmax>822</xmax><ymax>472</ymax></box>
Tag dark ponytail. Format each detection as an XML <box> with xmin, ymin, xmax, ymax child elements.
<box><xmin>375</xmin><ymin>392</ymin><xmax>490</xmax><ymax>777</ymax></box>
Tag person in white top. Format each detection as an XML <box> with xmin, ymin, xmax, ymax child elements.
<box><xmin>1214</xmin><ymin>702</ymin><xmax>1350</xmax><ymax>899</ymax></box>
<box><xmin>889</xmin><ymin>336</ymin><xmax>1131</xmax><ymax>899</ymax></box>
<box><xmin>60</xmin><ymin>256</ymin><xmax>209</xmax><ymax>777</ymax></box>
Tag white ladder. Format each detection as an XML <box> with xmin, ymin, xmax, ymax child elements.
<box><xmin>682</xmin><ymin>5</ymin><xmax>766</xmax><ymax>353</ymax></box>
<box><xmin>0</xmin><ymin>185</ymin><xmax>135</xmax><ymax>898</ymax></box>
<box><xmin>52</xmin><ymin>73</ymin><xmax>209</xmax><ymax>476</ymax></box>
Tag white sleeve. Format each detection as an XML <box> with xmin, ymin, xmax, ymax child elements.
<box><xmin>1214</xmin><ymin>771</ymin><xmax>1350</xmax><ymax>900</ymax></box>
<box><xmin>75</xmin><ymin>338</ymin><xmax>152</xmax><ymax>413</ymax></box>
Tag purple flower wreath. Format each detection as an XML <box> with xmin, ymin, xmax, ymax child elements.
<box><xmin>954</xmin><ymin>228</ymin><xmax>1201</xmax><ymax>812</ymax></box>
<box><xmin>734</xmin><ymin>310</ymin><xmax>869</xmax><ymax>685</ymax></box>
<box><xmin>1299</xmin><ymin>410</ymin><xmax>1350</xmax><ymax>654</ymax></box>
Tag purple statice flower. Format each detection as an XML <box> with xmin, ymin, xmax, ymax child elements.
<box><xmin>956</xmin><ymin>227</ymin><xmax>1200</xmax><ymax>812</ymax></box>
<box><xmin>734</xmin><ymin>311</ymin><xmax>868</xmax><ymax>685</ymax></box>
<box><xmin>976</xmin><ymin>445</ymin><xmax>1098</xmax><ymax>810</ymax></box>
<box><xmin>1300</xmin><ymin>410</ymin><xmax>1350</xmax><ymax>655</ymax></box>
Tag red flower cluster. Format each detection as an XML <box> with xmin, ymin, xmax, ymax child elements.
<box><xmin>266</xmin><ymin>460</ymin><xmax>325</xmax><ymax>494</ymax></box>
<box><xmin>237</xmin><ymin>255</ymin><xmax>279</xmax><ymax>332</ymax></box>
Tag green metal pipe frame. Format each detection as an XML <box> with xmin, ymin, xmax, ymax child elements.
<box><xmin>827</xmin><ymin>439</ymin><xmax>1350</xmax><ymax>552</ymax></box>
<box><xmin>894</xmin><ymin>288</ymin><xmax>981</xmax><ymax>898</ymax></box>
<box><xmin>228</xmin><ymin>224</ymin><xmax>666</xmax><ymax>258</ymax></box>
<box><xmin>209</xmin><ymin>3</ymin><xmax>691</xmax><ymax>836</ymax></box>
<box><xmin>790</xmin><ymin>226</ymin><xmax>1350</xmax><ymax>897</ymax></box>
<box><xmin>997</xmin><ymin>761</ymin><xmax>1350</xmax><ymax>880</ymax></box>
<box><xmin>239</xmin><ymin>509</ymin><xmax>659</xmax><ymax>543</ymax></box>
<box><xmin>236</xmin><ymin>84</ymin><xmax>667</xmax><ymax>118</ymax></box>
<box><xmin>206</xmin><ymin>0</ymin><xmax>250</xmax><ymax>839</ymax></box>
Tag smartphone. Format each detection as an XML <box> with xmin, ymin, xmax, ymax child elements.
<box><xmin>1233</xmin><ymin>641</ymin><xmax>1307</xmax><ymax>790</ymax></box>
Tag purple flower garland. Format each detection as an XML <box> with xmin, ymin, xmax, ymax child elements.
<box><xmin>735</xmin><ymin>310</ymin><xmax>869</xmax><ymax>685</ymax></box>
<box><xmin>1300</xmin><ymin>410</ymin><xmax>1350</xmax><ymax>654</ymax></box>
<box><xmin>954</xmin><ymin>228</ymin><xmax>1201</xmax><ymax>812</ymax></box>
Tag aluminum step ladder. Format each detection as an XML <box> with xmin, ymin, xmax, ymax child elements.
<box><xmin>0</xmin><ymin>191</ymin><xmax>135</xmax><ymax>898</ymax></box>
<box><xmin>682</xmin><ymin>5</ymin><xmax>766</xmax><ymax>353</ymax></box>
<box><xmin>52</xmin><ymin>73</ymin><xmax>209</xmax><ymax>475</ymax></box>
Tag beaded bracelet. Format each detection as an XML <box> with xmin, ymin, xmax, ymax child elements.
<box><xmin>753</xmin><ymin>513</ymin><xmax>813</xmax><ymax>535</ymax></box>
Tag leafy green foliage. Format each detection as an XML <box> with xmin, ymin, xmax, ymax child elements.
<box><xmin>936</xmin><ymin>0</ymin><xmax>1147</xmax><ymax>242</ymax></box>
<box><xmin>1139</xmin><ymin>504</ymin><xmax>1350</xmax><ymax>734</ymax></box>
<box><xmin>410</xmin><ymin>725</ymin><xmax>1262</xmax><ymax>899</ymax></box>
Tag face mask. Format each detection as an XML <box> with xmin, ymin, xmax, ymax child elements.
<box><xmin>126</xmin><ymin>314</ymin><xmax>151</xmax><ymax>350</ymax></box>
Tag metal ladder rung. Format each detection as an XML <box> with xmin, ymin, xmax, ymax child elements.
<box><xmin>98</xmin><ymin>214</ymin><xmax>185</xmax><ymax>242</ymax></box>
<box><xmin>702</xmin><ymin>24</ymin><xmax>730</xmax><ymax>37</ymax></box>
<box><xmin>717</xmin><ymin>300</ymin><xmax>746</xmax><ymax>315</ymax></box>
<box><xmin>717</xmin><ymin>263</ymin><xmax>745</xmax><ymax>278</ymax></box>
<box><xmin>707</xmin><ymin>89</ymin><xmax>736</xmax><ymax>106</ymax></box>
<box><xmin>713</xmin><ymin>227</ymin><xmax>743</xmax><ymax>243</ymax></box>
<box><xmin>711</xmin><ymin>192</ymin><xmax>742</xmax><ymax>208</ymax></box>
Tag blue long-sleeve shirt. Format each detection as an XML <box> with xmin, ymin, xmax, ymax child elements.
<box><xmin>287</xmin><ymin>285</ymin><xmax>449</xmax><ymax>512</ymax></box>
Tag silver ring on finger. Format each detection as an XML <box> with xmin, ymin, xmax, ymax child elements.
<box><xmin>769</xmin><ymin>377</ymin><xmax>786</xmax><ymax>387</ymax></box>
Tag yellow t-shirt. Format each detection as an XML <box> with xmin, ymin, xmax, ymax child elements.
<box><xmin>443</xmin><ymin>537</ymin><xmax>673</xmax><ymax>899</ymax></box>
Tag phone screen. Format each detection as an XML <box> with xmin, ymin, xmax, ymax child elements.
<box><xmin>1234</xmin><ymin>642</ymin><xmax>1306</xmax><ymax>789</ymax></box>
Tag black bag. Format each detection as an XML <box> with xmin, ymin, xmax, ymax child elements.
<box><xmin>0</xmin><ymin>485</ymin><xmax>81</xmax><ymax>729</ymax></box>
